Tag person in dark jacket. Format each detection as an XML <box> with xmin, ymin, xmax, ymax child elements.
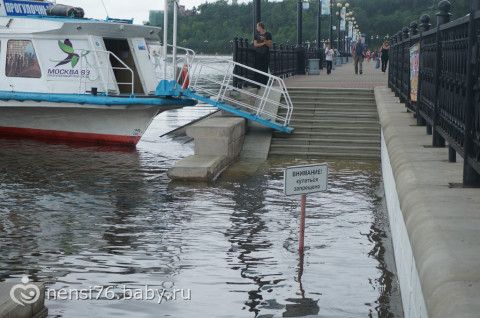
<box><xmin>325</xmin><ymin>43</ymin><xmax>334</xmax><ymax>75</ymax></box>
<box><xmin>381</xmin><ymin>41</ymin><xmax>390</xmax><ymax>73</ymax></box>
<box><xmin>352</xmin><ymin>38</ymin><xmax>365</xmax><ymax>75</ymax></box>
<box><xmin>253</xmin><ymin>22</ymin><xmax>272</xmax><ymax>86</ymax></box>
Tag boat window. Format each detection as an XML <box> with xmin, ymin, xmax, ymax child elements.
<box><xmin>6</xmin><ymin>40</ymin><xmax>42</xmax><ymax>78</ymax></box>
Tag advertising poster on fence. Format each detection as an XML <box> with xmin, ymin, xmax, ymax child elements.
<box><xmin>321</xmin><ymin>0</ymin><xmax>331</xmax><ymax>16</ymax></box>
<box><xmin>410</xmin><ymin>43</ymin><xmax>420</xmax><ymax>102</ymax></box>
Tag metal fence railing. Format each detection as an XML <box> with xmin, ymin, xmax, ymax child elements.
<box><xmin>388</xmin><ymin>0</ymin><xmax>480</xmax><ymax>186</ymax></box>
<box><xmin>232</xmin><ymin>37</ymin><xmax>325</xmax><ymax>87</ymax></box>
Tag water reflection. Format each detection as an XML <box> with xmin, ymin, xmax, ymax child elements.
<box><xmin>225</xmin><ymin>175</ymin><xmax>273</xmax><ymax>315</ymax></box>
<box><xmin>285</xmin><ymin>251</ymin><xmax>320</xmax><ymax>317</ymax></box>
<box><xmin>0</xmin><ymin>111</ymin><xmax>402</xmax><ymax>317</ymax></box>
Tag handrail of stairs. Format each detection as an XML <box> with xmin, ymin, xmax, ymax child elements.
<box><xmin>155</xmin><ymin>46</ymin><xmax>294</xmax><ymax>133</ymax></box>
<box><xmin>184</xmin><ymin>57</ymin><xmax>294</xmax><ymax>128</ymax></box>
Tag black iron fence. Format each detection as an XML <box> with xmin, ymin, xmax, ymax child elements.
<box><xmin>388</xmin><ymin>0</ymin><xmax>480</xmax><ymax>186</ymax></box>
<box><xmin>232</xmin><ymin>37</ymin><xmax>324</xmax><ymax>86</ymax></box>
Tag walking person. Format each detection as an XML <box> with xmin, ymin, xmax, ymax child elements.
<box><xmin>375</xmin><ymin>47</ymin><xmax>381</xmax><ymax>69</ymax></box>
<box><xmin>253</xmin><ymin>22</ymin><xmax>272</xmax><ymax>86</ymax></box>
<box><xmin>325</xmin><ymin>43</ymin><xmax>334</xmax><ymax>75</ymax></box>
<box><xmin>352</xmin><ymin>38</ymin><xmax>365</xmax><ymax>75</ymax></box>
<box><xmin>381</xmin><ymin>41</ymin><xmax>390</xmax><ymax>73</ymax></box>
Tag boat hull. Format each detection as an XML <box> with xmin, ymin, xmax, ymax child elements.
<box><xmin>0</xmin><ymin>101</ymin><xmax>177</xmax><ymax>146</ymax></box>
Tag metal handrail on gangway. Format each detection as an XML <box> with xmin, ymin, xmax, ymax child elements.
<box><xmin>158</xmin><ymin>50</ymin><xmax>294</xmax><ymax>134</ymax></box>
<box><xmin>78</xmin><ymin>49</ymin><xmax>135</xmax><ymax>96</ymax></box>
<box><xmin>152</xmin><ymin>0</ymin><xmax>293</xmax><ymax>133</ymax></box>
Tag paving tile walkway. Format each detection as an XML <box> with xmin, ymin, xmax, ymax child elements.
<box><xmin>284</xmin><ymin>60</ymin><xmax>388</xmax><ymax>89</ymax></box>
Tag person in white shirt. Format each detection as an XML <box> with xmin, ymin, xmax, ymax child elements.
<box><xmin>325</xmin><ymin>43</ymin><xmax>334</xmax><ymax>75</ymax></box>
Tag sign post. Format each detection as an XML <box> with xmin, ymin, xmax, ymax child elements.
<box><xmin>299</xmin><ymin>194</ymin><xmax>307</xmax><ymax>254</ymax></box>
<box><xmin>284</xmin><ymin>163</ymin><xmax>328</xmax><ymax>254</ymax></box>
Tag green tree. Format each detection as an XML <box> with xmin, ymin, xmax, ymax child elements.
<box><xmin>147</xmin><ymin>0</ymin><xmax>470</xmax><ymax>54</ymax></box>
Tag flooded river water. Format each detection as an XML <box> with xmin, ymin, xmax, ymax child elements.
<box><xmin>0</xmin><ymin>106</ymin><xmax>403</xmax><ymax>317</ymax></box>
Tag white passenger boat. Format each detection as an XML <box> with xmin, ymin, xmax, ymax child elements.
<box><xmin>0</xmin><ymin>0</ymin><xmax>196</xmax><ymax>146</ymax></box>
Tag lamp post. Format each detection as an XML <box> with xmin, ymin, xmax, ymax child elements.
<box><xmin>296</xmin><ymin>0</ymin><xmax>308</xmax><ymax>75</ymax></box>
<box><xmin>317</xmin><ymin>0</ymin><xmax>322</xmax><ymax>60</ymax></box>
<box><xmin>253</xmin><ymin>0</ymin><xmax>261</xmax><ymax>39</ymax></box>
<box><xmin>297</xmin><ymin>0</ymin><xmax>303</xmax><ymax>45</ymax></box>
<box><xmin>329</xmin><ymin>0</ymin><xmax>334</xmax><ymax>47</ymax></box>
<box><xmin>331</xmin><ymin>1</ymin><xmax>349</xmax><ymax>53</ymax></box>
<box><xmin>344</xmin><ymin>12</ymin><xmax>352</xmax><ymax>57</ymax></box>
<box><xmin>336</xmin><ymin>10</ymin><xmax>341</xmax><ymax>51</ymax></box>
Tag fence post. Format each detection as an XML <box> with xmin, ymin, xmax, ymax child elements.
<box><xmin>463</xmin><ymin>0</ymin><xmax>480</xmax><ymax>186</ymax></box>
<box><xmin>397</xmin><ymin>31</ymin><xmax>403</xmax><ymax>98</ymax></box>
<box><xmin>396</xmin><ymin>31</ymin><xmax>403</xmax><ymax>96</ymax></box>
<box><xmin>390</xmin><ymin>34</ymin><xmax>396</xmax><ymax>91</ymax></box>
<box><xmin>296</xmin><ymin>44</ymin><xmax>306</xmax><ymax>75</ymax></box>
<box><xmin>291</xmin><ymin>45</ymin><xmax>295</xmax><ymax>76</ymax></box>
<box><xmin>233</xmin><ymin>37</ymin><xmax>239</xmax><ymax>87</ymax></box>
<box><xmin>401</xmin><ymin>27</ymin><xmax>410</xmax><ymax>104</ymax></box>
<box><xmin>410</xmin><ymin>21</ymin><xmax>419</xmax><ymax>36</ymax></box>
<box><xmin>271</xmin><ymin>43</ymin><xmax>276</xmax><ymax>76</ymax></box>
<box><xmin>388</xmin><ymin>35</ymin><xmax>394</xmax><ymax>89</ymax></box>
<box><xmin>242</xmin><ymin>38</ymin><xmax>248</xmax><ymax>86</ymax></box>
<box><xmin>432</xmin><ymin>0</ymin><xmax>451</xmax><ymax>147</ymax></box>
<box><xmin>278</xmin><ymin>44</ymin><xmax>282</xmax><ymax>76</ymax></box>
<box><xmin>416</xmin><ymin>14</ymin><xmax>431</xmax><ymax>126</ymax></box>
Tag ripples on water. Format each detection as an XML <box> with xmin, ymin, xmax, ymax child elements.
<box><xmin>0</xmin><ymin>107</ymin><xmax>402</xmax><ymax>317</ymax></box>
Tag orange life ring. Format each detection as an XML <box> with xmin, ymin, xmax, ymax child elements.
<box><xmin>180</xmin><ymin>64</ymin><xmax>190</xmax><ymax>89</ymax></box>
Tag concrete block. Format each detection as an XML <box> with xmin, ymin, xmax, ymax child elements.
<box><xmin>186</xmin><ymin>117</ymin><xmax>245</xmax><ymax>140</ymax></box>
<box><xmin>194</xmin><ymin>136</ymin><xmax>244</xmax><ymax>158</ymax></box>
<box><xmin>167</xmin><ymin>155</ymin><xmax>227</xmax><ymax>181</ymax></box>
<box><xmin>169</xmin><ymin>115</ymin><xmax>247</xmax><ymax>181</ymax></box>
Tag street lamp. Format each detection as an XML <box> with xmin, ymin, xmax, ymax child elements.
<box><xmin>331</xmin><ymin>1</ymin><xmax>349</xmax><ymax>53</ymax></box>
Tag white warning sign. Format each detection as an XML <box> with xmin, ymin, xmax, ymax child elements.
<box><xmin>284</xmin><ymin>163</ymin><xmax>328</xmax><ymax>196</ymax></box>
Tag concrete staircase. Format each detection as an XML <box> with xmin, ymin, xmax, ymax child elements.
<box><xmin>269</xmin><ymin>88</ymin><xmax>380</xmax><ymax>159</ymax></box>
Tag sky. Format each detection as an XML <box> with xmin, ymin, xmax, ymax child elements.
<box><xmin>58</xmin><ymin>0</ymin><xmax>250</xmax><ymax>24</ymax></box>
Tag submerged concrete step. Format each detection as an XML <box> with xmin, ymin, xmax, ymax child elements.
<box><xmin>289</xmin><ymin>96</ymin><xmax>375</xmax><ymax>103</ymax></box>
<box><xmin>271</xmin><ymin>137</ymin><xmax>380</xmax><ymax>146</ymax></box>
<box><xmin>288</xmin><ymin>104</ymin><xmax>376</xmax><ymax>111</ymax></box>
<box><xmin>287</xmin><ymin>88</ymin><xmax>373</xmax><ymax>94</ymax></box>
<box><xmin>291</xmin><ymin>119</ymin><xmax>379</xmax><ymax>126</ymax></box>
<box><xmin>270</xmin><ymin>143</ymin><xmax>380</xmax><ymax>152</ymax></box>
<box><xmin>273</xmin><ymin>131</ymin><xmax>380</xmax><ymax>140</ymax></box>
<box><xmin>284</xmin><ymin>112</ymin><xmax>379</xmax><ymax>119</ymax></box>
<box><xmin>292</xmin><ymin>124</ymin><xmax>380</xmax><ymax>132</ymax></box>
<box><xmin>268</xmin><ymin>150</ymin><xmax>380</xmax><ymax>159</ymax></box>
<box><xmin>282</xmin><ymin>109</ymin><xmax>378</xmax><ymax>116</ymax></box>
<box><xmin>280</xmin><ymin>107</ymin><xmax>378</xmax><ymax>112</ymax></box>
<box><xmin>270</xmin><ymin>87</ymin><xmax>379</xmax><ymax>160</ymax></box>
<box><xmin>280</xmin><ymin>104</ymin><xmax>377</xmax><ymax>110</ymax></box>
<box><xmin>286</xmin><ymin>102</ymin><xmax>377</xmax><ymax>108</ymax></box>
<box><xmin>288</xmin><ymin>93</ymin><xmax>375</xmax><ymax>99</ymax></box>
<box><xmin>288</xmin><ymin>88</ymin><xmax>373</xmax><ymax>93</ymax></box>
<box><xmin>291</xmin><ymin>129</ymin><xmax>380</xmax><ymax>135</ymax></box>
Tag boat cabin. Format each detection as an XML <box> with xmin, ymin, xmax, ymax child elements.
<box><xmin>0</xmin><ymin>0</ymin><xmax>164</xmax><ymax>96</ymax></box>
